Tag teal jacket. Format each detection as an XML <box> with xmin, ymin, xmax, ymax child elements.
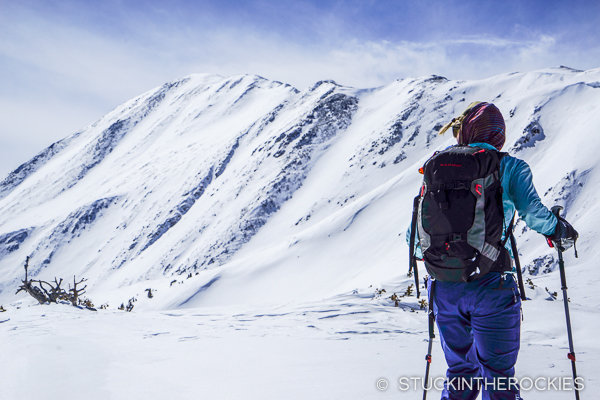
<box><xmin>407</xmin><ymin>142</ymin><xmax>558</xmax><ymax>259</ymax></box>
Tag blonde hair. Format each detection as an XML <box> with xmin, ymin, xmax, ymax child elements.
<box><xmin>438</xmin><ymin>101</ymin><xmax>483</xmax><ymax>138</ymax></box>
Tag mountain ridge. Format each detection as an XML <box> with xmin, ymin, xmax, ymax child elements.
<box><xmin>2</xmin><ymin>67</ymin><xmax>599</xmax><ymax>309</ymax></box>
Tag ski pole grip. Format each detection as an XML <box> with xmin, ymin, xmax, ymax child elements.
<box><xmin>551</xmin><ymin>205</ymin><xmax>563</xmax><ymax>218</ymax></box>
<box><xmin>550</xmin><ymin>206</ymin><xmax>566</xmax><ymax>252</ymax></box>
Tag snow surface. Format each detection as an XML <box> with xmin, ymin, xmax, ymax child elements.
<box><xmin>1</xmin><ymin>67</ymin><xmax>600</xmax><ymax>399</ymax></box>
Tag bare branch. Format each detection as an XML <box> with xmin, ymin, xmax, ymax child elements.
<box><xmin>24</xmin><ymin>256</ymin><xmax>29</xmax><ymax>282</ymax></box>
<box><xmin>15</xmin><ymin>258</ymin><xmax>49</xmax><ymax>304</ymax></box>
<box><xmin>68</xmin><ymin>275</ymin><xmax>88</xmax><ymax>306</ymax></box>
<box><xmin>15</xmin><ymin>257</ymin><xmax>96</xmax><ymax>310</ymax></box>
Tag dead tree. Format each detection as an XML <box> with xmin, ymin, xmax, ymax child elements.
<box><xmin>68</xmin><ymin>276</ymin><xmax>87</xmax><ymax>306</ymax></box>
<box><xmin>16</xmin><ymin>257</ymin><xmax>94</xmax><ymax>309</ymax></box>
<box><xmin>39</xmin><ymin>278</ymin><xmax>69</xmax><ymax>303</ymax></box>
<box><xmin>15</xmin><ymin>257</ymin><xmax>48</xmax><ymax>304</ymax></box>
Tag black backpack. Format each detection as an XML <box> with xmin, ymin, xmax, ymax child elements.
<box><xmin>410</xmin><ymin>145</ymin><xmax>513</xmax><ymax>283</ymax></box>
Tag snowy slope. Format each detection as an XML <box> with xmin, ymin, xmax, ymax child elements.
<box><xmin>1</xmin><ymin>67</ymin><xmax>600</xmax><ymax>399</ymax></box>
<box><xmin>1</xmin><ymin>67</ymin><xmax>599</xmax><ymax>309</ymax></box>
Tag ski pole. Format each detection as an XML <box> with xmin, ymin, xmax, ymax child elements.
<box><xmin>409</xmin><ymin>195</ymin><xmax>421</xmax><ymax>298</ymax></box>
<box><xmin>423</xmin><ymin>279</ymin><xmax>435</xmax><ymax>400</ymax></box>
<box><xmin>550</xmin><ymin>206</ymin><xmax>581</xmax><ymax>400</ymax></box>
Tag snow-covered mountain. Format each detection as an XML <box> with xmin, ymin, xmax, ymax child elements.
<box><xmin>1</xmin><ymin>67</ymin><xmax>600</xmax><ymax>310</ymax></box>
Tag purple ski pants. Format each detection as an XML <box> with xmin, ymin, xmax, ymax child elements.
<box><xmin>430</xmin><ymin>272</ymin><xmax>522</xmax><ymax>400</ymax></box>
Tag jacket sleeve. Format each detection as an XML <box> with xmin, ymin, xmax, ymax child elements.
<box><xmin>503</xmin><ymin>157</ymin><xmax>557</xmax><ymax>236</ymax></box>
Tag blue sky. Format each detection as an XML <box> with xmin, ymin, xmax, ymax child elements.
<box><xmin>1</xmin><ymin>0</ymin><xmax>599</xmax><ymax>177</ymax></box>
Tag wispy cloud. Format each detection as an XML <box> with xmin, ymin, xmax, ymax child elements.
<box><xmin>0</xmin><ymin>0</ymin><xmax>598</xmax><ymax>177</ymax></box>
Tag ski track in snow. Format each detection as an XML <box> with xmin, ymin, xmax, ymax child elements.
<box><xmin>1</xmin><ymin>67</ymin><xmax>600</xmax><ymax>399</ymax></box>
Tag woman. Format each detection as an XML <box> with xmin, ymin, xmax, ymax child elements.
<box><xmin>407</xmin><ymin>101</ymin><xmax>577</xmax><ymax>400</ymax></box>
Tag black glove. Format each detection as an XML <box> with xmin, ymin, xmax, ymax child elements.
<box><xmin>546</xmin><ymin>216</ymin><xmax>578</xmax><ymax>252</ymax></box>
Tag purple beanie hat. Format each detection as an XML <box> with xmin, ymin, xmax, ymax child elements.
<box><xmin>457</xmin><ymin>102</ymin><xmax>506</xmax><ymax>151</ymax></box>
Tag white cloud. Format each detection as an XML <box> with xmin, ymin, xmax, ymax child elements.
<box><xmin>0</xmin><ymin>3</ymin><xmax>596</xmax><ymax>177</ymax></box>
